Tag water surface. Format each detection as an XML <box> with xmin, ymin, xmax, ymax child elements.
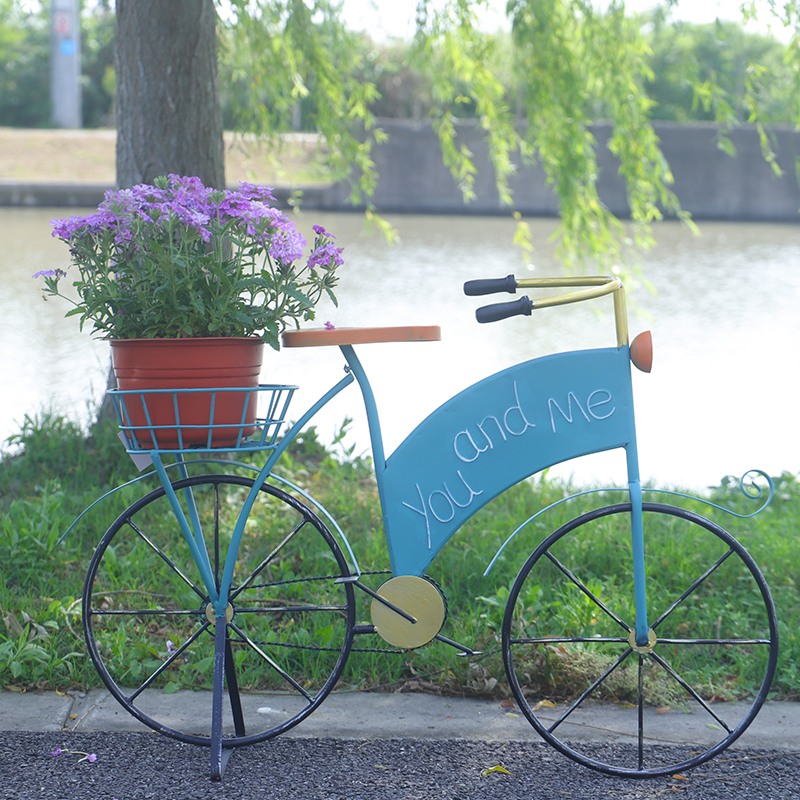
<box><xmin>2</xmin><ymin>208</ymin><xmax>798</xmax><ymax>490</ymax></box>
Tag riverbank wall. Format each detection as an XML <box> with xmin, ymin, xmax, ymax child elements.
<box><xmin>368</xmin><ymin>120</ymin><xmax>800</xmax><ymax>222</ymax></box>
<box><xmin>2</xmin><ymin>120</ymin><xmax>799</xmax><ymax>222</ymax></box>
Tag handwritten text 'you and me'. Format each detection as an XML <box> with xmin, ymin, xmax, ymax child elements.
<box><xmin>400</xmin><ymin>381</ymin><xmax>616</xmax><ymax>548</ymax></box>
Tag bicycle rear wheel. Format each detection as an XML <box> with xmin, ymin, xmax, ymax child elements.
<box><xmin>83</xmin><ymin>474</ymin><xmax>355</xmax><ymax>747</ymax></box>
<box><xmin>502</xmin><ymin>502</ymin><xmax>778</xmax><ymax>778</ymax></box>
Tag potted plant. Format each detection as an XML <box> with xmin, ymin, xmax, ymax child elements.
<box><xmin>36</xmin><ymin>174</ymin><xmax>344</xmax><ymax>447</ymax></box>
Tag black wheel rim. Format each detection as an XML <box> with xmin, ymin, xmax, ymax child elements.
<box><xmin>83</xmin><ymin>474</ymin><xmax>355</xmax><ymax>747</ymax></box>
<box><xmin>502</xmin><ymin>502</ymin><xmax>778</xmax><ymax>777</ymax></box>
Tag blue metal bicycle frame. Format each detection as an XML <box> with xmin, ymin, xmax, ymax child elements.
<box><xmin>150</xmin><ymin>341</ymin><xmax>652</xmax><ymax>648</ymax></box>
<box><xmin>345</xmin><ymin>342</ymin><xmax>651</xmax><ymax>648</ymax></box>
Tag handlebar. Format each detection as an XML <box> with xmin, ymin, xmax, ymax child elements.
<box><xmin>464</xmin><ymin>274</ymin><xmax>518</xmax><ymax>296</ymax></box>
<box><xmin>475</xmin><ymin>296</ymin><xmax>533</xmax><ymax>323</ymax></box>
<box><xmin>464</xmin><ymin>275</ymin><xmax>629</xmax><ymax>347</ymax></box>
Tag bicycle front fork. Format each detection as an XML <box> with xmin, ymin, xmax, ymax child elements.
<box><xmin>629</xmin><ymin>478</ymin><xmax>652</xmax><ymax>649</ymax></box>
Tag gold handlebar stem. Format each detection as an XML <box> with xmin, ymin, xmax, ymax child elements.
<box><xmin>515</xmin><ymin>276</ymin><xmax>628</xmax><ymax>348</ymax></box>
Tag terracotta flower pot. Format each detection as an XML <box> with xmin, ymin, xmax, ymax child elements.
<box><xmin>110</xmin><ymin>337</ymin><xmax>265</xmax><ymax>449</ymax></box>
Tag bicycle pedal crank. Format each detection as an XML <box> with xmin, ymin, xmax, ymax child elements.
<box><xmin>370</xmin><ymin>576</ymin><xmax>446</xmax><ymax>649</ymax></box>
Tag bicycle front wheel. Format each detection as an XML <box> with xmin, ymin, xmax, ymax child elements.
<box><xmin>502</xmin><ymin>502</ymin><xmax>778</xmax><ymax>778</ymax></box>
<box><xmin>83</xmin><ymin>474</ymin><xmax>355</xmax><ymax>747</ymax></box>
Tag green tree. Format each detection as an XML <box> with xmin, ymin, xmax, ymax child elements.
<box><xmin>221</xmin><ymin>0</ymin><xmax>687</xmax><ymax>266</ymax></box>
<box><xmin>80</xmin><ymin>3</ymin><xmax>115</xmax><ymax>128</ymax></box>
<box><xmin>0</xmin><ymin>1</ymin><xmax>115</xmax><ymax>128</ymax></box>
<box><xmin>220</xmin><ymin>0</ymin><xmax>386</xmax><ymax>223</ymax></box>
<box><xmin>644</xmin><ymin>15</ymin><xmax>791</xmax><ymax>123</ymax></box>
<box><xmin>0</xmin><ymin>1</ymin><xmax>50</xmax><ymax>127</ymax></box>
<box><xmin>402</xmin><ymin>0</ymin><xmax>689</xmax><ymax>266</ymax></box>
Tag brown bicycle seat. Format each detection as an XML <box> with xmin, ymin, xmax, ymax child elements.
<box><xmin>281</xmin><ymin>326</ymin><xmax>441</xmax><ymax>348</ymax></box>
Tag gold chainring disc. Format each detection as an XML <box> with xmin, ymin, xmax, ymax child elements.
<box><xmin>370</xmin><ymin>575</ymin><xmax>446</xmax><ymax>649</ymax></box>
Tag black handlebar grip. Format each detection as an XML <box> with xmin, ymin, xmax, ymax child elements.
<box><xmin>476</xmin><ymin>296</ymin><xmax>533</xmax><ymax>323</ymax></box>
<box><xmin>463</xmin><ymin>274</ymin><xmax>517</xmax><ymax>296</ymax></box>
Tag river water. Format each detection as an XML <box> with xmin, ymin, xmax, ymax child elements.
<box><xmin>2</xmin><ymin>207</ymin><xmax>798</xmax><ymax>490</ymax></box>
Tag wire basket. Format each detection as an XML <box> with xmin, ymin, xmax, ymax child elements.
<box><xmin>110</xmin><ymin>384</ymin><xmax>296</xmax><ymax>453</ymax></box>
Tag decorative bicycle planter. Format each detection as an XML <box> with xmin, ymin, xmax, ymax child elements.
<box><xmin>67</xmin><ymin>281</ymin><xmax>777</xmax><ymax>782</ymax></box>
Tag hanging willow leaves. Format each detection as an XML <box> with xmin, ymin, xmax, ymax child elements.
<box><xmin>217</xmin><ymin>0</ymin><xmax>799</xmax><ymax>270</ymax></box>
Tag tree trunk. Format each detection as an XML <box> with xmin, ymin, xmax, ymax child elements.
<box><xmin>115</xmin><ymin>0</ymin><xmax>225</xmax><ymax>190</ymax></box>
<box><xmin>98</xmin><ymin>0</ymin><xmax>225</xmax><ymax>427</ymax></box>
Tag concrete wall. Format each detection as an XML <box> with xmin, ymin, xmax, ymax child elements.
<box><xmin>3</xmin><ymin>120</ymin><xmax>798</xmax><ymax>221</ymax></box>
<box><xmin>368</xmin><ymin>119</ymin><xmax>800</xmax><ymax>222</ymax></box>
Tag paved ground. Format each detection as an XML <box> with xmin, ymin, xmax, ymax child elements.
<box><xmin>2</xmin><ymin>689</ymin><xmax>800</xmax><ymax>749</ymax></box>
<box><xmin>6</xmin><ymin>731</ymin><xmax>800</xmax><ymax>800</ymax></box>
<box><xmin>2</xmin><ymin>690</ymin><xmax>799</xmax><ymax>799</ymax></box>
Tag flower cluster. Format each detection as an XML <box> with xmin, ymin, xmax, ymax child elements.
<box><xmin>39</xmin><ymin>175</ymin><xmax>344</xmax><ymax>349</ymax></box>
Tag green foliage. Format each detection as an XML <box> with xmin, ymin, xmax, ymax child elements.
<box><xmin>0</xmin><ymin>410</ymin><xmax>137</xmax><ymax>501</ymax></box>
<box><xmin>220</xmin><ymin>0</ymin><xmax>384</xmax><ymax>209</ymax></box>
<box><xmin>0</xmin><ymin>1</ymin><xmax>114</xmax><ymax>128</ymax></box>
<box><xmin>1</xmin><ymin>409</ymin><xmax>799</xmax><ymax>701</ymax></box>
<box><xmin>80</xmin><ymin>5</ymin><xmax>115</xmax><ymax>128</ymax></box>
<box><xmin>644</xmin><ymin>17</ymin><xmax>788</xmax><ymax>123</ymax></box>
<box><xmin>399</xmin><ymin>0</ymin><xmax>689</xmax><ymax>270</ymax></box>
<box><xmin>4</xmin><ymin>0</ymin><xmax>800</xmax><ymax>270</ymax></box>
<box><xmin>0</xmin><ymin>1</ymin><xmax>51</xmax><ymax>127</ymax></box>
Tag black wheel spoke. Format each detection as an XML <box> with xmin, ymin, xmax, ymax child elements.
<box><xmin>545</xmin><ymin>550</ymin><xmax>630</xmax><ymax>633</ymax></box>
<box><xmin>127</xmin><ymin>621</ymin><xmax>212</xmax><ymax>702</ymax></box>
<box><xmin>228</xmin><ymin>519</ymin><xmax>307</xmax><ymax>603</ymax></box>
<box><xmin>126</xmin><ymin>519</ymin><xmax>208</xmax><ymax>601</ymax></box>
<box><xmin>229</xmin><ymin>622</ymin><xmax>314</xmax><ymax>702</ymax></box>
<box><xmin>547</xmin><ymin>647</ymin><xmax>634</xmax><ymax>734</ymax></box>
<box><xmin>510</xmin><ymin>636</ymin><xmax>628</xmax><ymax>645</ymax></box>
<box><xmin>646</xmin><ymin>650</ymin><xmax>734</xmax><ymax>733</ymax></box>
<box><xmin>213</xmin><ymin>483</ymin><xmax>222</xmax><ymax>593</ymax></box>
<box><xmin>651</xmin><ymin>548</ymin><xmax>735</xmax><ymax>631</ymax></box>
<box><xmin>637</xmin><ymin>655</ymin><xmax>645</xmax><ymax>771</ymax></box>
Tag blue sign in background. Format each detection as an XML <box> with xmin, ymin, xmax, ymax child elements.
<box><xmin>381</xmin><ymin>347</ymin><xmax>637</xmax><ymax>576</ymax></box>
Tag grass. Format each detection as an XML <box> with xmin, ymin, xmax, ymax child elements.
<box><xmin>1</xmin><ymin>410</ymin><xmax>799</xmax><ymax>708</ymax></box>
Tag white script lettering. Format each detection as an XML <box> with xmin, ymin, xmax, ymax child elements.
<box><xmin>402</xmin><ymin>471</ymin><xmax>483</xmax><ymax>549</ymax></box>
<box><xmin>454</xmin><ymin>382</ymin><xmax>534</xmax><ymax>464</ymax></box>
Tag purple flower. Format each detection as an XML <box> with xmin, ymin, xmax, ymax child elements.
<box><xmin>237</xmin><ymin>182</ymin><xmax>276</xmax><ymax>204</ymax></box>
<box><xmin>49</xmin><ymin>747</ymin><xmax>96</xmax><ymax>763</ymax></box>
<box><xmin>307</xmin><ymin>242</ymin><xmax>345</xmax><ymax>270</ymax></box>
<box><xmin>324</xmin><ymin>321</ymin><xmax>336</xmax><ymax>330</ymax></box>
<box><xmin>50</xmin><ymin>215</ymin><xmax>89</xmax><ymax>240</ymax></box>
<box><xmin>33</xmin><ymin>270</ymin><xmax>57</xmax><ymax>278</ymax></box>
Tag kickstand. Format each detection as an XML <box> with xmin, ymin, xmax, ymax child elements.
<box><xmin>210</xmin><ymin>616</ymin><xmax>233</xmax><ymax>780</ymax></box>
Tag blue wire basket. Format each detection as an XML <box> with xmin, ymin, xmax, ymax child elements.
<box><xmin>109</xmin><ymin>384</ymin><xmax>297</xmax><ymax>453</ymax></box>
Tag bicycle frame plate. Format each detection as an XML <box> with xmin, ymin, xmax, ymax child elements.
<box><xmin>380</xmin><ymin>346</ymin><xmax>637</xmax><ymax>576</ymax></box>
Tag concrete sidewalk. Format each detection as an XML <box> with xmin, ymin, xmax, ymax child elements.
<box><xmin>1</xmin><ymin>689</ymin><xmax>798</xmax><ymax>751</ymax></box>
